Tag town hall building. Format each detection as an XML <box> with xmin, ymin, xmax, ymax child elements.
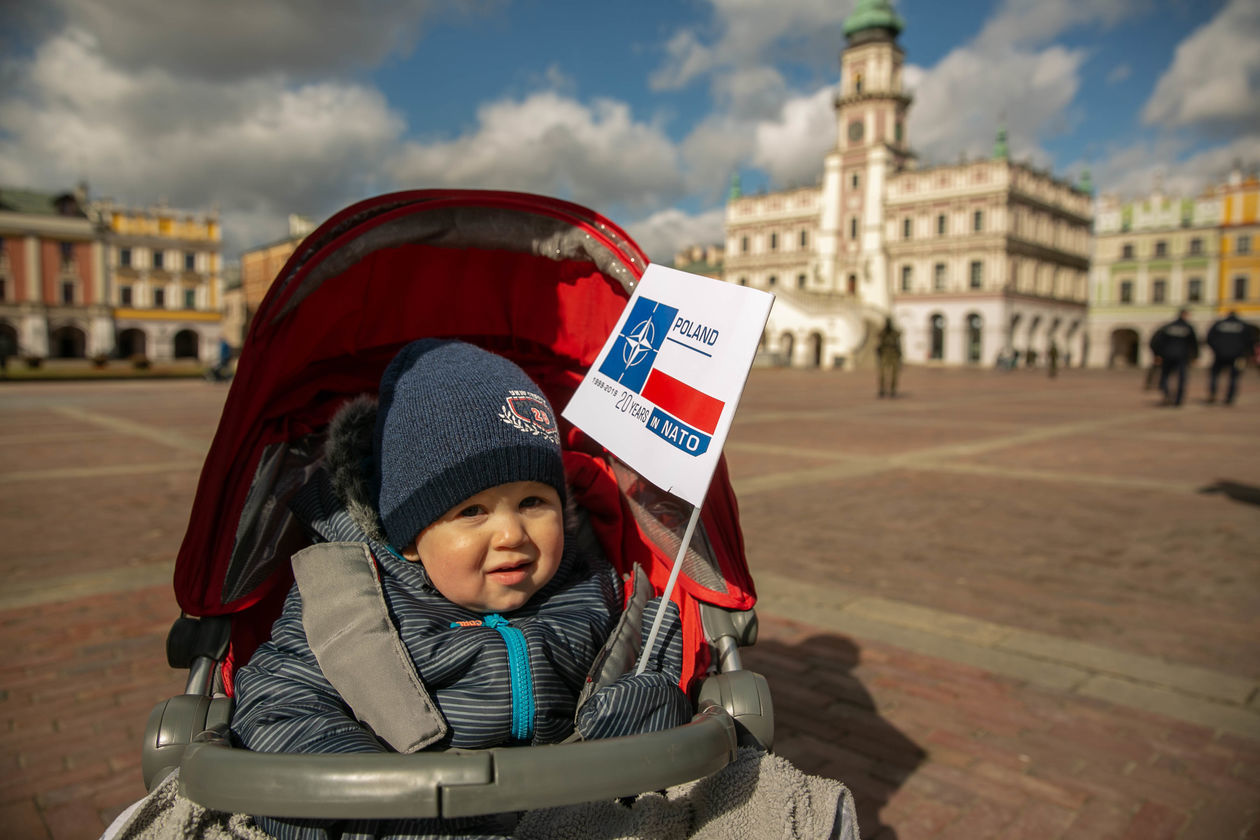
<box><xmin>722</xmin><ymin>0</ymin><xmax>1093</xmax><ymax>369</ymax></box>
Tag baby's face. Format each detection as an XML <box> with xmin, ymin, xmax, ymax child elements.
<box><xmin>403</xmin><ymin>480</ymin><xmax>564</xmax><ymax>613</ymax></box>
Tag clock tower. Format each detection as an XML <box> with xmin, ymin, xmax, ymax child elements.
<box><xmin>818</xmin><ymin>0</ymin><xmax>911</xmax><ymax>313</ymax></box>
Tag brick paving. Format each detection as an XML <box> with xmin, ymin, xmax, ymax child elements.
<box><xmin>1</xmin><ymin>367</ymin><xmax>1258</xmax><ymax>839</ymax></box>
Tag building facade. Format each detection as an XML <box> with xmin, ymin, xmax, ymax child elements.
<box><xmin>0</xmin><ymin>187</ymin><xmax>110</xmax><ymax>360</ymax></box>
<box><xmin>100</xmin><ymin>200</ymin><xmax>223</xmax><ymax>361</ymax></box>
<box><xmin>1087</xmin><ymin>188</ymin><xmax>1221</xmax><ymax>368</ymax></box>
<box><xmin>1216</xmin><ymin>172</ymin><xmax>1260</xmax><ymax>319</ymax></box>
<box><xmin>722</xmin><ymin>0</ymin><xmax>1091</xmax><ymax>369</ymax></box>
<box><xmin>0</xmin><ymin>187</ymin><xmax>225</xmax><ymax>363</ymax></box>
<box><xmin>240</xmin><ymin>214</ymin><xmax>315</xmax><ymax>319</ymax></box>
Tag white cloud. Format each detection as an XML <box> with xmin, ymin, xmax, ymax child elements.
<box><xmin>650</xmin><ymin>0</ymin><xmax>851</xmax><ymax>115</ymax></box>
<box><xmin>905</xmin><ymin>44</ymin><xmax>1084</xmax><ymax>166</ymax></box>
<box><xmin>625</xmin><ymin>206</ymin><xmax>727</xmax><ymax>264</ymax></box>
<box><xmin>388</xmin><ymin>91</ymin><xmax>685</xmax><ymax>212</ymax></box>
<box><xmin>0</xmin><ymin>29</ymin><xmax>405</xmax><ymax>256</ymax></box>
<box><xmin>974</xmin><ymin>0</ymin><xmax>1149</xmax><ymax>49</ymax></box>
<box><xmin>1142</xmin><ymin>0</ymin><xmax>1260</xmax><ymax>131</ymax></box>
<box><xmin>1084</xmin><ymin>133</ymin><xmax>1260</xmax><ymax>199</ymax></box>
<box><xmin>36</xmin><ymin>0</ymin><xmax>485</xmax><ymax>81</ymax></box>
<box><xmin>752</xmin><ymin>86</ymin><xmax>833</xmax><ymax>186</ymax></box>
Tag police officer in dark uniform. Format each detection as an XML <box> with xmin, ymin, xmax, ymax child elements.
<box><xmin>1206</xmin><ymin>310</ymin><xmax>1258</xmax><ymax>405</ymax></box>
<box><xmin>1149</xmin><ymin>309</ymin><xmax>1199</xmax><ymax>406</ymax></box>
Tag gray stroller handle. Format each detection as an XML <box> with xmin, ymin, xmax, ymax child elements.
<box><xmin>179</xmin><ymin>703</ymin><xmax>738</xmax><ymax>820</ymax></box>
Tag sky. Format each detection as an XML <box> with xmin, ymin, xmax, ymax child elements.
<box><xmin>1</xmin><ymin>0</ymin><xmax>1258</xmax><ymax>264</ymax></box>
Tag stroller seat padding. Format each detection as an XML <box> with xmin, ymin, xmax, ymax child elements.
<box><xmin>293</xmin><ymin>541</ymin><xmax>447</xmax><ymax>753</ymax></box>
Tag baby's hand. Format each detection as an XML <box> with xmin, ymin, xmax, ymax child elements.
<box><xmin>576</xmin><ymin>598</ymin><xmax>691</xmax><ymax>739</ymax></box>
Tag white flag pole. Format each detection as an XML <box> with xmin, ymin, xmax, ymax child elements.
<box><xmin>635</xmin><ymin>503</ymin><xmax>703</xmax><ymax>675</ymax></box>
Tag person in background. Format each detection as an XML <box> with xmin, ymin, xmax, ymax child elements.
<box><xmin>1150</xmin><ymin>309</ymin><xmax>1199</xmax><ymax>407</ymax></box>
<box><xmin>1205</xmin><ymin>310</ymin><xmax>1258</xmax><ymax>405</ymax></box>
<box><xmin>1047</xmin><ymin>340</ymin><xmax>1060</xmax><ymax>378</ymax></box>
<box><xmin>876</xmin><ymin>317</ymin><xmax>902</xmax><ymax>398</ymax></box>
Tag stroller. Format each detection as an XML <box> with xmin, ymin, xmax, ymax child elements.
<box><xmin>142</xmin><ymin>190</ymin><xmax>780</xmax><ymax>825</ymax></box>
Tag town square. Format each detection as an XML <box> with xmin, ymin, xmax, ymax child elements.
<box><xmin>1</xmin><ymin>363</ymin><xmax>1256</xmax><ymax>838</ymax></box>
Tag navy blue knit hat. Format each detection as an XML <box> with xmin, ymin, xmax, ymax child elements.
<box><xmin>373</xmin><ymin>339</ymin><xmax>565</xmax><ymax>550</ymax></box>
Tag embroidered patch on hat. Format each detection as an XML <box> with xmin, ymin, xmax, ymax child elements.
<box><xmin>499</xmin><ymin>389</ymin><xmax>560</xmax><ymax>443</ymax></box>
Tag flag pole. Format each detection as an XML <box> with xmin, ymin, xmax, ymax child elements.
<box><xmin>636</xmin><ymin>502</ymin><xmax>703</xmax><ymax>675</ymax></box>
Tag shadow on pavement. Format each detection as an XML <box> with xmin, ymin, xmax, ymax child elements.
<box><xmin>1198</xmin><ymin>479</ymin><xmax>1260</xmax><ymax>507</ymax></box>
<box><xmin>742</xmin><ymin>633</ymin><xmax>926</xmax><ymax>840</ymax></box>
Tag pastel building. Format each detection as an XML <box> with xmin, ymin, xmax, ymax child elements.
<box><xmin>0</xmin><ymin>186</ymin><xmax>111</xmax><ymax>360</ymax></box>
<box><xmin>100</xmin><ymin>200</ymin><xmax>224</xmax><ymax>361</ymax></box>
<box><xmin>722</xmin><ymin>0</ymin><xmax>1091</xmax><ymax>369</ymax></box>
<box><xmin>1216</xmin><ymin>171</ymin><xmax>1260</xmax><ymax>319</ymax></box>
<box><xmin>1087</xmin><ymin>188</ymin><xmax>1221</xmax><ymax>368</ymax></box>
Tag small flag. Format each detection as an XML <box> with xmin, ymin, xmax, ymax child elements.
<box><xmin>563</xmin><ymin>264</ymin><xmax>773</xmax><ymax>506</ymax></box>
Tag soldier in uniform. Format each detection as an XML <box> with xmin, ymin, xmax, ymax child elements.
<box><xmin>1205</xmin><ymin>310</ymin><xmax>1258</xmax><ymax>405</ymax></box>
<box><xmin>876</xmin><ymin>317</ymin><xmax>902</xmax><ymax>398</ymax></box>
<box><xmin>1150</xmin><ymin>309</ymin><xmax>1199</xmax><ymax>406</ymax></box>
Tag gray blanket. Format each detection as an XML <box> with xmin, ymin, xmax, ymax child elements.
<box><xmin>108</xmin><ymin>749</ymin><xmax>857</xmax><ymax>840</ymax></box>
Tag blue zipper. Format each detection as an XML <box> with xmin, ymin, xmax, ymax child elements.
<box><xmin>450</xmin><ymin>613</ymin><xmax>534</xmax><ymax>742</ymax></box>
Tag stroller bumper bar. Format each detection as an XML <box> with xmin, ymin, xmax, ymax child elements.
<box><xmin>178</xmin><ymin>703</ymin><xmax>739</xmax><ymax>820</ymax></box>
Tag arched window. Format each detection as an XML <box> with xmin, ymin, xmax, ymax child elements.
<box><xmin>930</xmin><ymin>314</ymin><xmax>945</xmax><ymax>360</ymax></box>
<box><xmin>966</xmin><ymin>313</ymin><xmax>983</xmax><ymax>363</ymax></box>
<box><xmin>173</xmin><ymin>329</ymin><xmax>200</xmax><ymax>359</ymax></box>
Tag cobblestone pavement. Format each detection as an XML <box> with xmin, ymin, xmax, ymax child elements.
<box><xmin>2</xmin><ymin>366</ymin><xmax>1258</xmax><ymax>839</ymax></box>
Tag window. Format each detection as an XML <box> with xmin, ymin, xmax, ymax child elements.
<box><xmin>966</xmin><ymin>313</ymin><xmax>983</xmax><ymax>363</ymax></box>
<box><xmin>184</xmin><ymin>289</ymin><xmax>196</xmax><ymax>309</ymax></box>
<box><xmin>153</xmin><ymin>287</ymin><xmax>166</xmax><ymax>307</ymax></box>
<box><xmin>153</xmin><ymin>250</ymin><xmax>164</xmax><ymax>270</ymax></box>
<box><xmin>903</xmin><ymin>218</ymin><xmax>913</xmax><ymax>239</ymax></box>
<box><xmin>930</xmin><ymin>314</ymin><xmax>945</xmax><ymax>360</ymax></box>
<box><xmin>0</xmin><ymin>236</ymin><xmax>6</xmax><ymax>257</ymax></box>
<box><xmin>184</xmin><ymin>251</ymin><xmax>196</xmax><ymax>271</ymax></box>
<box><xmin>60</xmin><ymin>242</ymin><xmax>74</xmax><ymax>266</ymax></box>
<box><xmin>1239</xmin><ymin>235</ymin><xmax>1253</xmax><ymax>255</ymax></box>
<box><xmin>1235</xmin><ymin>275</ymin><xmax>1249</xmax><ymax>301</ymax></box>
<box><xmin>900</xmin><ymin>265</ymin><xmax>913</xmax><ymax>292</ymax></box>
<box><xmin>741</xmin><ymin>236</ymin><xmax>749</xmax><ymax>253</ymax></box>
<box><xmin>850</xmin><ymin>172</ymin><xmax>860</xmax><ymax>189</ymax></box>
<box><xmin>120</xmin><ymin>247</ymin><xmax>132</xmax><ymax>268</ymax></box>
<box><xmin>969</xmin><ymin>260</ymin><xmax>983</xmax><ymax>289</ymax></box>
<box><xmin>937</xmin><ymin>214</ymin><xmax>947</xmax><ymax>235</ymax></box>
<box><xmin>1119</xmin><ymin>281</ymin><xmax>1133</xmax><ymax>303</ymax></box>
<box><xmin>120</xmin><ymin>285</ymin><xmax>133</xmax><ymax>306</ymax></box>
<box><xmin>1189</xmin><ymin>238</ymin><xmax>1202</xmax><ymax>256</ymax></box>
<box><xmin>796</xmin><ymin>274</ymin><xmax>806</xmax><ymax>289</ymax></box>
<box><xmin>850</xmin><ymin>217</ymin><xmax>859</xmax><ymax>239</ymax></box>
<box><xmin>61</xmin><ymin>281</ymin><xmax>74</xmax><ymax>304</ymax></box>
<box><xmin>1152</xmin><ymin>279</ymin><xmax>1166</xmax><ymax>303</ymax></box>
<box><xmin>767</xmin><ymin>275</ymin><xmax>777</xmax><ymax>287</ymax></box>
<box><xmin>1154</xmin><ymin>240</ymin><xmax>1167</xmax><ymax>258</ymax></box>
<box><xmin>1121</xmin><ymin>243</ymin><xmax>1134</xmax><ymax>260</ymax></box>
<box><xmin>1187</xmin><ymin>278</ymin><xmax>1202</xmax><ymax>303</ymax></box>
<box><xmin>770</xmin><ymin>233</ymin><xmax>778</xmax><ymax>251</ymax></box>
<box><xmin>934</xmin><ymin>262</ymin><xmax>946</xmax><ymax>291</ymax></box>
<box><xmin>0</xmin><ymin>278</ymin><xmax>6</xmax><ymax>301</ymax></box>
<box><xmin>800</xmin><ymin>230</ymin><xmax>808</xmax><ymax>248</ymax></box>
<box><xmin>973</xmin><ymin>210</ymin><xmax>984</xmax><ymax>232</ymax></box>
<box><xmin>737</xmin><ymin>277</ymin><xmax>747</xmax><ymax>286</ymax></box>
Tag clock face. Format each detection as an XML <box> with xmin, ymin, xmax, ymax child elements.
<box><xmin>848</xmin><ymin>120</ymin><xmax>864</xmax><ymax>142</ymax></box>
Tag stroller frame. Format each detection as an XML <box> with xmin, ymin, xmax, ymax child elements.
<box><xmin>142</xmin><ymin>190</ymin><xmax>773</xmax><ymax>820</ymax></box>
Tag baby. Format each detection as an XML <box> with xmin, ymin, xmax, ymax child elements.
<box><xmin>231</xmin><ymin>339</ymin><xmax>690</xmax><ymax>837</ymax></box>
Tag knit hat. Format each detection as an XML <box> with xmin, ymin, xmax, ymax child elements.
<box><xmin>372</xmin><ymin>339</ymin><xmax>565</xmax><ymax>550</ymax></box>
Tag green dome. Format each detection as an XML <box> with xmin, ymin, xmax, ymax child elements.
<box><xmin>843</xmin><ymin>0</ymin><xmax>905</xmax><ymax>39</ymax></box>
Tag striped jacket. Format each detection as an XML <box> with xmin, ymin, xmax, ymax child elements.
<box><xmin>229</xmin><ymin>402</ymin><xmax>689</xmax><ymax>838</ymax></box>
